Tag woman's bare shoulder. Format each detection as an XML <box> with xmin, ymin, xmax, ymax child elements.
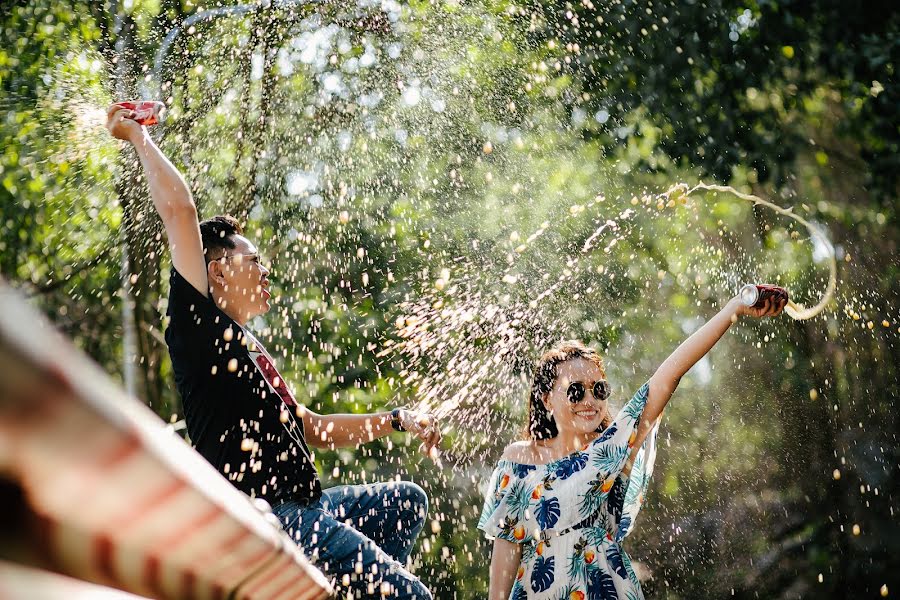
<box><xmin>500</xmin><ymin>440</ymin><xmax>538</xmax><ymax>463</ymax></box>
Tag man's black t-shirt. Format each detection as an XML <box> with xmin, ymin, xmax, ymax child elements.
<box><xmin>164</xmin><ymin>268</ymin><xmax>321</xmax><ymax>505</ymax></box>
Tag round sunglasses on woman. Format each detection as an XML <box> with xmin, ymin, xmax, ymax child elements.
<box><xmin>566</xmin><ymin>380</ymin><xmax>610</xmax><ymax>404</ymax></box>
<box><xmin>479</xmin><ymin>288</ymin><xmax>788</xmax><ymax>600</ymax></box>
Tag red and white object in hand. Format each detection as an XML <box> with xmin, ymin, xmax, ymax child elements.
<box><xmin>113</xmin><ymin>100</ymin><xmax>165</xmax><ymax>126</ymax></box>
<box><xmin>739</xmin><ymin>283</ymin><xmax>789</xmax><ymax>308</ymax></box>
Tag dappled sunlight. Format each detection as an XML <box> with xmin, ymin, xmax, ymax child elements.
<box><xmin>1</xmin><ymin>0</ymin><xmax>898</xmax><ymax>598</ymax></box>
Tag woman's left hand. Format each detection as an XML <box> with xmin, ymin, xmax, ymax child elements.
<box><xmin>735</xmin><ymin>285</ymin><xmax>789</xmax><ymax>318</ymax></box>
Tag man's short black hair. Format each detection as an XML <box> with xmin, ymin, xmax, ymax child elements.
<box><xmin>199</xmin><ymin>215</ymin><xmax>243</xmax><ymax>263</ymax></box>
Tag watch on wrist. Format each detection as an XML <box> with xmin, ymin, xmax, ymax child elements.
<box><xmin>390</xmin><ymin>407</ymin><xmax>407</xmax><ymax>432</ymax></box>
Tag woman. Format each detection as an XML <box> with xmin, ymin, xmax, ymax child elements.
<box><xmin>479</xmin><ymin>288</ymin><xmax>788</xmax><ymax>599</ymax></box>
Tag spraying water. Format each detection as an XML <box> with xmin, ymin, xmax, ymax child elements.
<box><xmin>383</xmin><ymin>179</ymin><xmax>841</xmax><ymax>466</ymax></box>
<box><xmin>3</xmin><ymin>1</ymin><xmax>897</xmax><ymax>597</ymax></box>
<box><xmin>664</xmin><ymin>182</ymin><xmax>837</xmax><ymax>320</ymax></box>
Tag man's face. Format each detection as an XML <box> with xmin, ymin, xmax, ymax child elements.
<box><xmin>209</xmin><ymin>235</ymin><xmax>271</xmax><ymax>321</ymax></box>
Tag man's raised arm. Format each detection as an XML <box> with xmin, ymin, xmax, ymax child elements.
<box><xmin>106</xmin><ymin>105</ymin><xmax>208</xmax><ymax>297</ymax></box>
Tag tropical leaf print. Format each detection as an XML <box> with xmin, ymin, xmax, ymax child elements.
<box><xmin>629</xmin><ymin>461</ymin><xmax>650</xmax><ymax>496</ymax></box>
<box><xmin>579</xmin><ymin>477</ymin><xmax>608</xmax><ymax>519</ymax></box>
<box><xmin>587</xmin><ymin>567</ymin><xmax>618</xmax><ymax>600</ymax></box>
<box><xmin>592</xmin><ymin>443</ymin><xmax>628</xmax><ymax>474</ymax></box>
<box><xmin>531</xmin><ymin>555</ymin><xmax>556</xmax><ymax>593</ymax></box>
<box><xmin>498</xmin><ymin>515</ymin><xmax>528</xmax><ymax>542</ymax></box>
<box><xmin>584</xmin><ymin>526</ymin><xmax>607</xmax><ymax>549</ymax></box>
<box><xmin>512</xmin><ymin>462</ymin><xmax>537</xmax><ymax>478</ymax></box>
<box><xmin>621</xmin><ymin>550</ymin><xmax>640</xmax><ymax>588</ymax></box>
<box><xmin>615</xmin><ymin>515</ymin><xmax>633</xmax><ymax>541</ymax></box>
<box><xmin>522</xmin><ymin>541</ymin><xmax>537</xmax><ymax>564</ymax></box>
<box><xmin>511</xmin><ymin>580</ymin><xmax>528</xmax><ymax>600</ymax></box>
<box><xmin>542</xmin><ymin>472</ymin><xmax>558</xmax><ymax>492</ymax></box>
<box><xmin>567</xmin><ymin>543</ymin><xmax>587</xmax><ymax>582</ymax></box>
<box><xmin>594</xmin><ymin>422</ymin><xmax>618</xmax><ymax>444</ymax></box>
<box><xmin>605</xmin><ymin>544</ymin><xmax>628</xmax><ymax>580</ymax></box>
<box><xmin>537</xmin><ymin>496</ymin><xmax>561</xmax><ymax>530</ymax></box>
<box><xmin>606</xmin><ymin>475</ymin><xmax>627</xmax><ymax>523</ymax></box>
<box><xmin>568</xmin><ymin>537</ymin><xmax>600</xmax><ymax>583</ymax></box>
<box><xmin>557</xmin><ymin>584</ymin><xmax>584</xmax><ymax>600</ymax></box>
<box><xmin>498</xmin><ymin>473</ymin><xmax>511</xmax><ymax>493</ymax></box>
<box><xmin>624</xmin><ymin>473</ymin><xmax>642</xmax><ymax>506</ymax></box>
<box><xmin>630</xmin><ymin>452</ymin><xmax>645</xmax><ymax>477</ymax></box>
<box><xmin>623</xmin><ymin>386</ymin><xmax>648</xmax><ymax>420</ymax></box>
<box><xmin>506</xmin><ymin>479</ymin><xmax>533</xmax><ymax>520</ymax></box>
<box><xmin>477</xmin><ymin>499</ymin><xmax>496</xmax><ymax>530</ymax></box>
<box><xmin>554</xmin><ymin>452</ymin><xmax>589</xmax><ymax>479</ymax></box>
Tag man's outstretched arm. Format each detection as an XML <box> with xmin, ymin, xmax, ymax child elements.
<box><xmin>299</xmin><ymin>407</ymin><xmax>442</xmax><ymax>455</ymax></box>
<box><xmin>106</xmin><ymin>105</ymin><xmax>208</xmax><ymax>297</ymax></box>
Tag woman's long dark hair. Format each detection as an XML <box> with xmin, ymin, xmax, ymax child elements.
<box><xmin>524</xmin><ymin>340</ymin><xmax>612</xmax><ymax>440</ymax></box>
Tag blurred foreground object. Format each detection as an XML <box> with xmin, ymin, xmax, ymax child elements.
<box><xmin>0</xmin><ymin>279</ymin><xmax>331</xmax><ymax>600</ymax></box>
<box><xmin>0</xmin><ymin>560</ymin><xmax>150</xmax><ymax>599</ymax></box>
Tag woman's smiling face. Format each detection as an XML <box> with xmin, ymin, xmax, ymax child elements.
<box><xmin>543</xmin><ymin>357</ymin><xmax>610</xmax><ymax>436</ymax></box>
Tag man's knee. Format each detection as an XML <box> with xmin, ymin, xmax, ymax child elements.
<box><xmin>396</xmin><ymin>481</ymin><xmax>428</xmax><ymax>526</ymax></box>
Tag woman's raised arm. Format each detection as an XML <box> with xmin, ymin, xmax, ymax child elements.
<box><xmin>627</xmin><ymin>292</ymin><xmax>787</xmax><ymax>465</ymax></box>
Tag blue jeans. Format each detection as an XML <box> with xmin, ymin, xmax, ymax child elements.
<box><xmin>272</xmin><ymin>482</ymin><xmax>432</xmax><ymax>599</ymax></box>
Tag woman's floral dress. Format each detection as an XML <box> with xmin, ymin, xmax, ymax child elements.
<box><xmin>479</xmin><ymin>383</ymin><xmax>659</xmax><ymax>600</ymax></box>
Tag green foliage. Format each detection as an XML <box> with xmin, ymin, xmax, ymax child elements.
<box><xmin>0</xmin><ymin>1</ymin><xmax>122</xmax><ymax>373</ymax></box>
<box><xmin>2</xmin><ymin>0</ymin><xmax>898</xmax><ymax>598</ymax></box>
<box><xmin>515</xmin><ymin>0</ymin><xmax>900</xmax><ymax>204</ymax></box>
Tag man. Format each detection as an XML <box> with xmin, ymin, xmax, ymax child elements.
<box><xmin>106</xmin><ymin>105</ymin><xmax>438</xmax><ymax>599</ymax></box>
